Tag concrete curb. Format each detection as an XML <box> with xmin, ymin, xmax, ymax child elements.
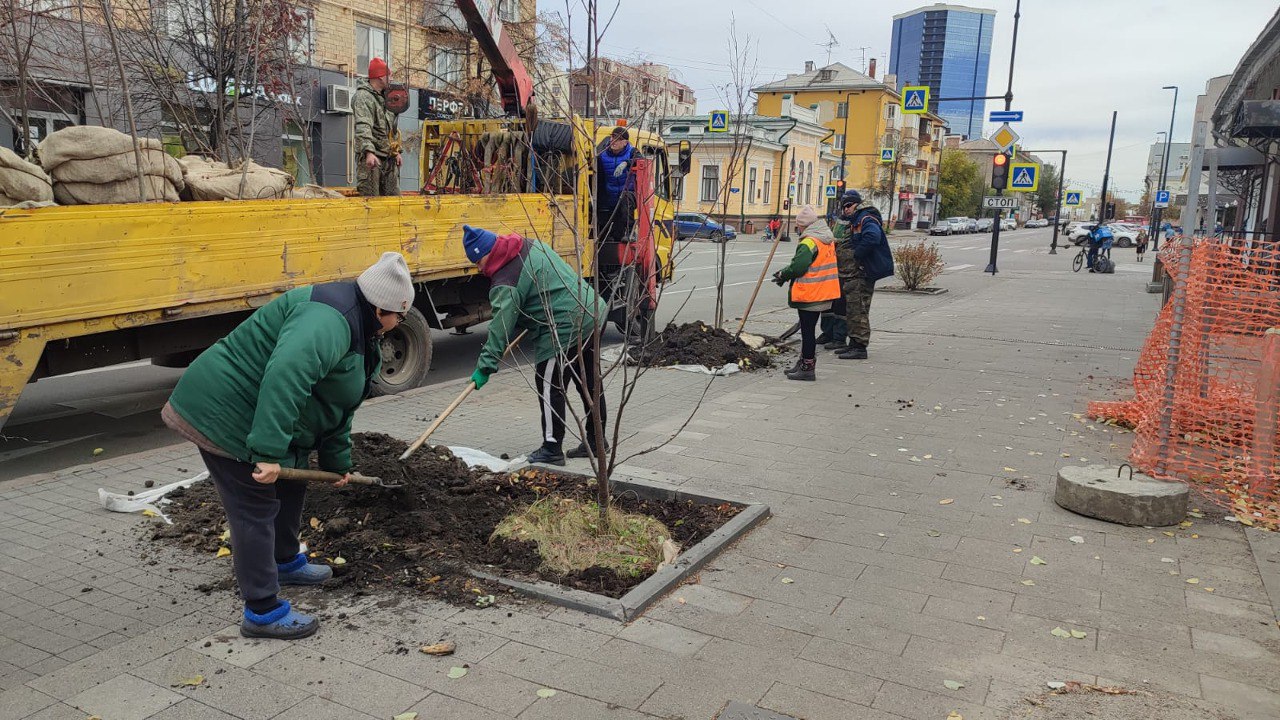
<box><xmin>469</xmin><ymin>473</ymin><xmax>770</xmax><ymax>621</ymax></box>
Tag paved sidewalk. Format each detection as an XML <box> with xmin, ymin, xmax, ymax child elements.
<box><xmin>3</xmin><ymin>250</ymin><xmax>1280</xmax><ymax>720</ymax></box>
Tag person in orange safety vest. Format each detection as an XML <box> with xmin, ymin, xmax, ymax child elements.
<box><xmin>772</xmin><ymin>205</ymin><xmax>841</xmax><ymax>381</ymax></box>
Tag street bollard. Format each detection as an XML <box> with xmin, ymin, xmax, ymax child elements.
<box><xmin>1252</xmin><ymin>329</ymin><xmax>1280</xmax><ymax>484</ymax></box>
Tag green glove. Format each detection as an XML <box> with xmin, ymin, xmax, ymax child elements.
<box><xmin>470</xmin><ymin>369</ymin><xmax>489</xmax><ymax>390</ymax></box>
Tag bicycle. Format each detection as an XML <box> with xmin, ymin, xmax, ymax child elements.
<box><xmin>1073</xmin><ymin>243</ymin><xmax>1111</xmax><ymax>272</ymax></box>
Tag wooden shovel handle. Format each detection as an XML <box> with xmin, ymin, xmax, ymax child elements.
<box><xmin>276</xmin><ymin>468</ymin><xmax>378</xmax><ymax>485</ymax></box>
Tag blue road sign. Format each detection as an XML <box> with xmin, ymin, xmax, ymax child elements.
<box><xmin>880</xmin><ymin>148</ymin><xmax>895</xmax><ymax>163</ymax></box>
<box><xmin>1065</xmin><ymin>191</ymin><xmax>1082</xmax><ymax>206</ymax></box>
<box><xmin>825</xmin><ymin>185</ymin><xmax>836</xmax><ymax>198</ymax></box>
<box><xmin>1009</xmin><ymin>163</ymin><xmax>1039</xmax><ymax>192</ymax></box>
<box><xmin>708</xmin><ymin>111</ymin><xmax>729</xmax><ymax>132</ymax></box>
<box><xmin>1154</xmin><ymin>190</ymin><xmax>1171</xmax><ymax>208</ymax></box>
<box><xmin>902</xmin><ymin>86</ymin><xmax>928</xmax><ymax>114</ymax></box>
<box><xmin>989</xmin><ymin>110</ymin><xmax>1024</xmax><ymax>123</ymax></box>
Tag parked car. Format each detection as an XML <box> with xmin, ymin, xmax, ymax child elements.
<box><xmin>673</xmin><ymin>212</ymin><xmax>737</xmax><ymax>241</ymax></box>
<box><xmin>1024</xmin><ymin>218</ymin><xmax>1048</xmax><ymax>228</ymax></box>
<box><xmin>944</xmin><ymin>217</ymin><xmax>969</xmax><ymax>234</ymax></box>
<box><xmin>965</xmin><ymin>218</ymin><xmax>979</xmax><ymax>233</ymax></box>
<box><xmin>1001</xmin><ymin>218</ymin><xmax>1017</xmax><ymax>231</ymax></box>
<box><xmin>1108</xmin><ymin>224</ymin><xmax>1144</xmax><ymax>248</ymax></box>
<box><xmin>1067</xmin><ymin>222</ymin><xmax>1097</xmax><ymax>245</ymax></box>
<box><xmin>929</xmin><ymin>220</ymin><xmax>953</xmax><ymax>236</ymax></box>
<box><xmin>976</xmin><ymin>217</ymin><xmax>994</xmax><ymax>232</ymax></box>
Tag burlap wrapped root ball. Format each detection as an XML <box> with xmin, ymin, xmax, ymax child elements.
<box><xmin>0</xmin><ymin>146</ymin><xmax>53</xmax><ymax>206</ymax></box>
<box><xmin>38</xmin><ymin>125</ymin><xmax>183</xmax><ymax>204</ymax></box>
<box><xmin>178</xmin><ymin>155</ymin><xmax>294</xmax><ymax>201</ymax></box>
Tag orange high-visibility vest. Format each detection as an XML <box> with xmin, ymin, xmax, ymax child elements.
<box><xmin>790</xmin><ymin>237</ymin><xmax>841</xmax><ymax>303</ymax></box>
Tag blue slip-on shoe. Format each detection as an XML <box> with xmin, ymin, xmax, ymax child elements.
<box><xmin>277</xmin><ymin>553</ymin><xmax>333</xmax><ymax>586</ymax></box>
<box><xmin>240</xmin><ymin>600</ymin><xmax>318</xmax><ymax>640</ymax></box>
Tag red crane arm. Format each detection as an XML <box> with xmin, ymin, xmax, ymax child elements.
<box><xmin>453</xmin><ymin>0</ymin><xmax>535</xmax><ymax>117</ymax></box>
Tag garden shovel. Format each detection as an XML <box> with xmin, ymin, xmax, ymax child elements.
<box><xmin>276</xmin><ymin>468</ymin><xmax>402</xmax><ymax>489</ymax></box>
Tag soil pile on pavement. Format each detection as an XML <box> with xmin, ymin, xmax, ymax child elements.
<box><xmin>152</xmin><ymin>432</ymin><xmax>740</xmax><ymax>603</ymax></box>
<box><xmin>635</xmin><ymin>321</ymin><xmax>775</xmax><ymax>370</ymax></box>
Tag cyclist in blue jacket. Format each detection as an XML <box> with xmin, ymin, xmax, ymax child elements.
<box><xmin>1088</xmin><ymin>223</ymin><xmax>1114</xmax><ymax>272</ymax></box>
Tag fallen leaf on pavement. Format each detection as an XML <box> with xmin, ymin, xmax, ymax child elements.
<box><xmin>220</xmin><ymin>529</ymin><xmax>231</xmax><ymax>542</ymax></box>
<box><xmin>1161</xmin><ymin>557</ymin><xmax>1175</xmax><ymax>563</ymax></box>
<box><xmin>944</xmin><ymin>680</ymin><xmax>965</xmax><ymax>690</ymax></box>
<box><xmin>1069</xmin><ymin>536</ymin><xmax>1084</xmax><ymax>544</ymax></box>
<box><xmin>677</xmin><ymin>597</ymin><xmax>686</xmax><ymax>605</ymax></box>
<box><xmin>1146</xmin><ymin>538</ymin><xmax>1156</xmax><ymax>544</ymax></box>
<box><xmin>1017</xmin><ymin>518</ymin><xmax>1032</xmax><ymax>524</ymax></box>
<box><xmin>947</xmin><ymin>712</ymin><xmax>963</xmax><ymax>720</ymax></box>
<box><xmin>142</xmin><ymin>509</ymin><xmax>159</xmax><ymax>518</ymax></box>
<box><xmin>1050</xmin><ymin>627</ymin><xmax>1072</xmax><ymax>638</ymax></box>
<box><xmin>173</xmin><ymin>675</ymin><xmax>204</xmax><ymax>688</ymax></box>
<box><xmin>927</xmin><ymin>530</ymin><xmax>942</xmax><ymax>537</ymax></box>
<box><xmin>536</xmin><ymin>688</ymin><xmax>557</xmax><ymax>699</ymax></box>
<box><xmin>420</xmin><ymin>640</ymin><xmax>456</xmax><ymax>656</ymax></box>
<box><xmin>1013</xmin><ymin>548</ymin><xmax>1023</xmax><ymax>553</ymax></box>
<box><xmin>939</xmin><ymin>499</ymin><xmax>954</xmax><ymax>505</ymax></box>
<box><xmin>1179</xmin><ymin>521</ymin><xmax>1193</xmax><ymax>528</ymax></box>
<box><xmin>1030</xmin><ymin>556</ymin><xmax>1047</xmax><ymax>565</ymax></box>
<box><xmin>93</xmin><ymin>447</ymin><xmax>104</xmax><ymax>456</ymax></box>
<box><xmin>977</xmin><ymin>615</ymin><xmax>986</xmax><ymax>621</ymax></box>
<box><xmin>1047</xmin><ymin>681</ymin><xmax>1066</xmax><ymax>689</ymax></box>
<box><xmin>1070</xmin><ymin>630</ymin><xmax>1087</xmax><ymax>639</ymax></box>
<box><xmin>1162</xmin><ymin>531</ymin><xmax>1175</xmax><ymax>537</ymax></box>
<box><xmin>447</xmin><ymin>666</ymin><xmax>468</xmax><ymax>679</ymax></box>
<box><xmin>1003</xmin><ymin>467</ymin><xmax>1018</xmax><ymax>472</ymax></box>
<box><xmin>216</xmin><ymin>547</ymin><xmax>231</xmax><ymax>558</ymax></box>
<box><xmin>780</xmin><ymin>577</ymin><xmax>794</xmax><ymax>584</ymax></box>
<box><xmin>393</xmin><ymin>713</ymin><xmax>418</xmax><ymax>720</ymax></box>
<box><xmin>1186</xmin><ymin>578</ymin><xmax>1199</xmax><ymax>585</ymax></box>
<box><xmin>1021</xmin><ymin>579</ymin><xmax>1036</xmax><ymax>586</ymax></box>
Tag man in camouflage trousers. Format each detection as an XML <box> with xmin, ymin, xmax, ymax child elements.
<box><xmin>833</xmin><ymin>190</ymin><xmax>894</xmax><ymax>360</ymax></box>
<box><xmin>353</xmin><ymin>57</ymin><xmax>401</xmax><ymax>197</ymax></box>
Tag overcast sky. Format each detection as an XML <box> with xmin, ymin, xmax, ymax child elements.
<box><xmin>576</xmin><ymin>0</ymin><xmax>1277</xmax><ymax>200</ymax></box>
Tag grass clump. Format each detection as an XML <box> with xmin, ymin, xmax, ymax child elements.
<box><xmin>492</xmin><ymin>497</ymin><xmax>674</xmax><ymax>578</ymax></box>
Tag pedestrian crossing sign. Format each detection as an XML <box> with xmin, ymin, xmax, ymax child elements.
<box><xmin>1009</xmin><ymin>162</ymin><xmax>1039</xmax><ymax>192</ymax></box>
<box><xmin>902</xmin><ymin>86</ymin><xmax>929</xmax><ymax>114</ymax></box>
<box><xmin>1064</xmin><ymin>191</ymin><xmax>1082</xmax><ymax>206</ymax></box>
<box><xmin>880</xmin><ymin>148</ymin><xmax>895</xmax><ymax>163</ymax></box>
<box><xmin>825</xmin><ymin>185</ymin><xmax>836</xmax><ymax>198</ymax></box>
<box><xmin>708</xmin><ymin>111</ymin><xmax>729</xmax><ymax>133</ymax></box>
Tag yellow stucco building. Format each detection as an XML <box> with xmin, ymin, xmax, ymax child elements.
<box><xmin>659</xmin><ymin>105</ymin><xmax>839</xmax><ymax>233</ymax></box>
<box><xmin>754</xmin><ymin>62</ymin><xmax>945</xmax><ymax>229</ymax></box>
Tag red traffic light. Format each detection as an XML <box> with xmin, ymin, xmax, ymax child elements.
<box><xmin>993</xmin><ymin>153</ymin><xmax>1008</xmax><ymax>166</ymax></box>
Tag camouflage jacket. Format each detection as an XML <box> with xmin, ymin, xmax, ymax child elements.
<box><xmin>352</xmin><ymin>80</ymin><xmax>398</xmax><ymax>158</ymax></box>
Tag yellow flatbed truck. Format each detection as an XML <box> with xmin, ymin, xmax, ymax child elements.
<box><xmin>0</xmin><ymin>119</ymin><xmax>681</xmax><ymax>430</ymax></box>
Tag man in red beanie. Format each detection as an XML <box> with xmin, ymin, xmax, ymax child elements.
<box><xmin>353</xmin><ymin>57</ymin><xmax>401</xmax><ymax>197</ymax></box>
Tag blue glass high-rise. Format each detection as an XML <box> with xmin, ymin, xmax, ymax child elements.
<box><xmin>889</xmin><ymin>4</ymin><xmax>996</xmax><ymax>140</ymax></box>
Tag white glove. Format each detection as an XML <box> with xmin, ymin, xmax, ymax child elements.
<box><xmin>612</xmin><ymin>162</ymin><xmax>628</xmax><ymax>178</ymax></box>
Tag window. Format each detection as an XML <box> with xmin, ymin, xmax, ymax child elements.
<box><xmin>885</xmin><ymin>103</ymin><xmax>897</xmax><ymax>120</ymax></box>
<box><xmin>834</xmin><ymin>134</ymin><xmax>845</xmax><ymax>151</ymax></box>
<box><xmin>160</xmin><ymin>0</ymin><xmax>213</xmax><ymax>43</ymax></box>
<box><xmin>673</xmin><ymin>176</ymin><xmax>684</xmax><ymax>202</ymax></box>
<box><xmin>498</xmin><ymin>0</ymin><xmax>519</xmax><ymax>22</ymax></box>
<box><xmin>356</xmin><ymin>23</ymin><xmax>390</xmax><ymax>76</ymax></box>
<box><xmin>282</xmin><ymin>121</ymin><xmax>313</xmax><ymax>186</ymax></box>
<box><xmin>836</xmin><ymin>102</ymin><xmax>848</xmax><ymax>119</ymax></box>
<box><xmin>430</xmin><ymin>46</ymin><xmax>463</xmax><ymax>90</ymax></box>
<box><xmin>747</xmin><ymin>166</ymin><xmax>757</xmax><ymax>205</ymax></box>
<box><xmin>289</xmin><ymin>8</ymin><xmax>316</xmax><ymax>64</ymax></box>
<box><xmin>763</xmin><ymin>167</ymin><xmax>772</xmax><ymax>204</ymax></box>
<box><xmin>805</xmin><ymin>162</ymin><xmax>814</xmax><ymax>205</ymax></box>
<box><xmin>700</xmin><ymin>165</ymin><xmax>719</xmax><ymax>202</ymax></box>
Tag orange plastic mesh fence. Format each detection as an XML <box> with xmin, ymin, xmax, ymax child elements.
<box><xmin>1089</xmin><ymin>237</ymin><xmax>1280</xmax><ymax>529</ymax></box>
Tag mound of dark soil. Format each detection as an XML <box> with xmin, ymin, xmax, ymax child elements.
<box><xmin>634</xmin><ymin>321</ymin><xmax>775</xmax><ymax>369</ymax></box>
<box><xmin>152</xmin><ymin>433</ymin><xmax>740</xmax><ymax>604</ymax></box>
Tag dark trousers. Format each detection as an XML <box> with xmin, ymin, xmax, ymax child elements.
<box><xmin>820</xmin><ymin>297</ymin><xmax>847</xmax><ymax>343</ymax></box>
<box><xmin>199</xmin><ymin>450</ymin><xmax>306</xmax><ymax>612</ymax></box>
<box><xmin>534</xmin><ymin>336</ymin><xmax>606</xmax><ymax>449</ymax></box>
<box><xmin>841</xmin><ymin>274</ymin><xmax>875</xmax><ymax>347</ymax></box>
<box><xmin>797</xmin><ymin>309</ymin><xmax>821</xmax><ymax>360</ymax></box>
<box><xmin>356</xmin><ymin>157</ymin><xmax>399</xmax><ymax>197</ymax></box>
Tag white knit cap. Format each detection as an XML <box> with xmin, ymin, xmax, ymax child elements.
<box><xmin>796</xmin><ymin>205</ymin><xmax>818</xmax><ymax>228</ymax></box>
<box><xmin>357</xmin><ymin>252</ymin><xmax>414</xmax><ymax>312</ymax></box>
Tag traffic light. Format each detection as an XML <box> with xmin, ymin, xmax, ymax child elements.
<box><xmin>990</xmin><ymin>151</ymin><xmax>1010</xmax><ymax>190</ymax></box>
<box><xmin>835</xmin><ymin>179</ymin><xmax>845</xmax><ymax>192</ymax></box>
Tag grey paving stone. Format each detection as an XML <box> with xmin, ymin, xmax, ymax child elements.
<box><xmin>401</xmin><ymin>692</ymin><xmax>514</xmax><ymax>720</ymax></box>
<box><xmin>66</xmin><ymin>673</ymin><xmax>183</xmax><ymax>720</ymax></box>
<box><xmin>483</xmin><ymin>640</ymin><xmax>663</xmax><ymax>710</ymax></box>
<box><xmin>135</xmin><ymin>648</ymin><xmax>310</xmax><ymax>720</ymax></box>
<box><xmin>1190</xmin><ymin>627</ymin><xmax>1274</xmax><ymax>660</ymax></box>
<box><xmin>0</xmin><ymin>684</ymin><xmax>57</xmax><ymax>720</ymax></box>
<box><xmin>18</xmin><ymin>702</ymin><xmax>84</xmax><ymax>720</ymax></box>
<box><xmin>757</xmin><ymin>682</ymin><xmax>901</xmax><ymax>720</ymax></box>
<box><xmin>366</xmin><ymin>650</ymin><xmax>538</xmax><ymax>717</ymax></box>
<box><xmin>269</xmin><ymin>696</ymin><xmax>381</xmax><ymax>720</ymax></box>
<box><xmin>146</xmin><ymin>699</ymin><xmax>240</xmax><ymax>720</ymax></box>
<box><xmin>250</xmin><ymin>646</ymin><xmax>430</xmax><ymax>719</ymax></box>
<box><xmin>1200</xmin><ymin>674</ymin><xmax>1280</xmax><ymax>717</ymax></box>
<box><xmin>189</xmin><ymin>626</ymin><xmax>287</xmax><ymax>669</ymax></box>
<box><xmin>514</xmin><ymin>690</ymin><xmax>655</xmax><ymax>720</ymax></box>
<box><xmin>617</xmin><ymin>618</ymin><xmax>711</xmax><ymax>657</ymax></box>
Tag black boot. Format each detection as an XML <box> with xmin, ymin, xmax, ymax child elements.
<box><xmin>823</xmin><ymin>338</ymin><xmax>847</xmax><ymax>350</ymax></box>
<box><xmin>836</xmin><ymin>343</ymin><xmax>868</xmax><ymax>360</ymax></box>
<box><xmin>527</xmin><ymin>443</ymin><xmax>566</xmax><ymax>466</ymax></box>
<box><xmin>815</xmin><ymin>332</ymin><xmax>832</xmax><ymax>344</ymax></box>
<box><xmin>785</xmin><ymin>358</ymin><xmax>816</xmax><ymax>381</ymax></box>
<box><xmin>566</xmin><ymin>441</ymin><xmax>607</xmax><ymax>459</ymax></box>
<box><xmin>784</xmin><ymin>357</ymin><xmax>802</xmax><ymax>374</ymax></box>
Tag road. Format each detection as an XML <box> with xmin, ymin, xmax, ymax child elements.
<box><xmin>0</xmin><ymin>226</ymin><xmax>1081</xmax><ymax>479</ymax></box>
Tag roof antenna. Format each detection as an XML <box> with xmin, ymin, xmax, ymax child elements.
<box><xmin>818</xmin><ymin>27</ymin><xmax>839</xmax><ymax>65</ymax></box>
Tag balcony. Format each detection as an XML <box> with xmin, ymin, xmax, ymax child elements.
<box><xmin>918</xmin><ymin>132</ymin><xmax>933</xmax><ymax>145</ymax></box>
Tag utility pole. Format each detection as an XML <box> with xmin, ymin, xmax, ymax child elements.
<box><xmin>1098</xmin><ymin>111</ymin><xmax>1118</xmax><ymax>227</ymax></box>
<box><xmin>1152</xmin><ymin>86</ymin><xmax>1178</xmax><ymax>251</ymax></box>
<box><xmin>983</xmin><ymin>0</ymin><xmax>1021</xmax><ymax>275</ymax></box>
<box><xmin>1025</xmin><ymin>149</ymin><xmax>1069</xmax><ymax>254</ymax></box>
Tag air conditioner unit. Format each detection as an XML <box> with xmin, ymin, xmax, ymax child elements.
<box><xmin>326</xmin><ymin>84</ymin><xmax>354</xmax><ymax>113</ymax></box>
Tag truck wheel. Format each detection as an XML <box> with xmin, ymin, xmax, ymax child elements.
<box><xmin>373</xmin><ymin>307</ymin><xmax>433</xmax><ymax>395</ymax></box>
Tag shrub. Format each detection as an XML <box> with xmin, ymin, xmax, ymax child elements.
<box><xmin>893</xmin><ymin>241</ymin><xmax>946</xmax><ymax>290</ymax></box>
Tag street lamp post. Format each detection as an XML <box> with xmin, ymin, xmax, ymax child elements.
<box><xmin>1152</xmin><ymin>86</ymin><xmax>1178</xmax><ymax>251</ymax></box>
<box><xmin>983</xmin><ymin>0</ymin><xmax>1021</xmax><ymax>275</ymax></box>
<box><xmin>1098</xmin><ymin>111</ymin><xmax>1118</xmax><ymax>228</ymax></box>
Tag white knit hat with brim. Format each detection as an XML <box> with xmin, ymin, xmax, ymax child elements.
<box><xmin>796</xmin><ymin>205</ymin><xmax>819</xmax><ymax>228</ymax></box>
<box><xmin>357</xmin><ymin>252</ymin><xmax>414</xmax><ymax>313</ymax></box>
